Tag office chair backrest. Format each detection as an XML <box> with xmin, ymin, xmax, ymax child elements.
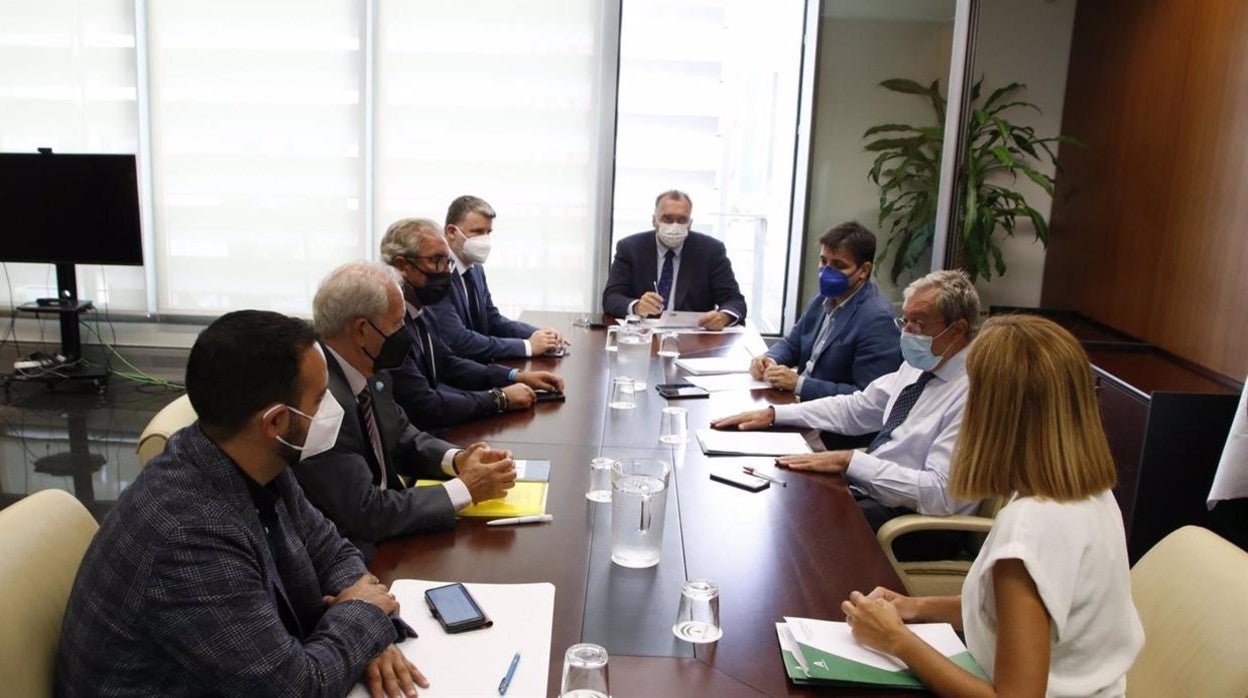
<box><xmin>137</xmin><ymin>393</ymin><xmax>197</xmax><ymax>466</ymax></box>
<box><xmin>0</xmin><ymin>489</ymin><xmax>99</xmax><ymax>698</ymax></box>
<box><xmin>1127</xmin><ymin>525</ymin><xmax>1248</xmax><ymax>697</ymax></box>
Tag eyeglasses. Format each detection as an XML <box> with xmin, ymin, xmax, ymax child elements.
<box><xmin>894</xmin><ymin>316</ymin><xmax>930</xmax><ymax>333</ymax></box>
<box><xmin>402</xmin><ymin>254</ymin><xmax>452</xmax><ymax>272</ymax></box>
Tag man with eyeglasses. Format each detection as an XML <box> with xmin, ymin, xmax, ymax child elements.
<box><xmin>427</xmin><ymin>195</ymin><xmax>568</xmax><ymax>361</ymax></box>
<box><xmin>293</xmin><ymin>261</ymin><xmax>517</xmax><ymax>561</ymax></box>
<box><xmin>714</xmin><ymin>270</ymin><xmax>982</xmax><ymax>546</ymax></box>
<box><xmin>602</xmin><ymin>189</ymin><xmax>748</xmax><ymax>329</ymax></box>
<box><xmin>750</xmin><ymin>222</ymin><xmax>900</xmax><ymax>400</ymax></box>
<box><xmin>379</xmin><ymin>217</ymin><xmax>565</xmax><ymax>431</ymax></box>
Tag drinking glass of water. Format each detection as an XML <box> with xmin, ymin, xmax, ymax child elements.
<box><xmin>659</xmin><ymin>406</ymin><xmax>689</xmax><ymax>444</ymax></box>
<box><xmin>604</xmin><ymin>325</ymin><xmax>620</xmax><ymax>352</ymax></box>
<box><xmin>586</xmin><ymin>457</ymin><xmax>614</xmax><ymax>502</ymax></box>
<box><xmin>560</xmin><ymin>643</ymin><xmax>610</xmax><ymax>698</ymax></box>
<box><xmin>672</xmin><ymin>580</ymin><xmax>722</xmax><ymax>643</ymax></box>
<box><xmin>657</xmin><ymin>331</ymin><xmax>680</xmax><ymax>357</ymax></box>
<box><xmin>608</xmin><ymin>377</ymin><xmax>636</xmax><ymax>410</ymax></box>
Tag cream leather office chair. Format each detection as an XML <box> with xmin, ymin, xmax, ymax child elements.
<box><xmin>136</xmin><ymin>393</ymin><xmax>196</xmax><ymax>466</ymax></box>
<box><xmin>0</xmin><ymin>489</ymin><xmax>99</xmax><ymax>698</ymax></box>
<box><xmin>1127</xmin><ymin>526</ymin><xmax>1248</xmax><ymax>698</ymax></box>
<box><xmin>876</xmin><ymin>497</ymin><xmax>1004</xmax><ymax>597</ymax></box>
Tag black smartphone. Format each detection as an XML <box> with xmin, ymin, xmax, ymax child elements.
<box><xmin>547</xmin><ymin>346</ymin><xmax>569</xmax><ymax>357</ymax></box>
<box><xmin>535</xmin><ymin>389</ymin><xmax>566</xmax><ymax>403</ymax></box>
<box><xmin>655</xmin><ymin>383</ymin><xmax>710</xmax><ymax>399</ymax></box>
<box><xmin>424</xmin><ymin>583</ymin><xmax>492</xmax><ymax>634</ymax></box>
<box><xmin>709</xmin><ymin>470</ymin><xmax>770</xmax><ymax>492</ymax></box>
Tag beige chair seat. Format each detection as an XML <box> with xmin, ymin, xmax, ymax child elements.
<box><xmin>136</xmin><ymin>393</ymin><xmax>197</xmax><ymax>467</ymax></box>
<box><xmin>0</xmin><ymin>489</ymin><xmax>99</xmax><ymax>698</ymax></box>
<box><xmin>876</xmin><ymin>497</ymin><xmax>1003</xmax><ymax>597</ymax></box>
<box><xmin>1127</xmin><ymin>526</ymin><xmax>1248</xmax><ymax>697</ymax></box>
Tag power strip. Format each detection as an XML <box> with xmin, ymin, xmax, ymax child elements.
<box><xmin>14</xmin><ymin>354</ymin><xmax>66</xmax><ymax>370</ymax></box>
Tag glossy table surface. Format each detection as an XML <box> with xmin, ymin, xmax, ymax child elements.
<box><xmin>370</xmin><ymin>312</ymin><xmax>911</xmax><ymax>697</ymax></box>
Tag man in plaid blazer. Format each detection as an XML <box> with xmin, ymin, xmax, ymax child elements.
<box><xmin>56</xmin><ymin>311</ymin><xmax>427</xmax><ymax>697</ymax></box>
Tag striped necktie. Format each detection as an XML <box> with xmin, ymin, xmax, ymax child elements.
<box><xmin>866</xmin><ymin>371</ymin><xmax>936</xmax><ymax>453</ymax></box>
<box><xmin>355</xmin><ymin>387</ymin><xmax>387</xmax><ymax>489</ymax></box>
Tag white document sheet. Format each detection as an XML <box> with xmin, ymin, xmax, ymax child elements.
<box><xmin>675</xmin><ymin>356</ymin><xmax>752</xmax><ymax>375</ymax></box>
<box><xmin>783</xmin><ymin>617</ymin><xmax>969</xmax><ymax>673</ymax></box>
<box><xmin>347</xmin><ymin>580</ymin><xmax>555</xmax><ymax>698</ymax></box>
<box><xmin>685</xmin><ymin>373</ymin><xmax>772</xmax><ymax>393</ymax></box>
<box><xmin>695</xmin><ymin>429</ymin><xmax>812</xmax><ymax>456</ymax></box>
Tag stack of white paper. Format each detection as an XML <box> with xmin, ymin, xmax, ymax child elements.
<box><xmin>347</xmin><ymin>580</ymin><xmax>555</xmax><ymax>698</ymax></box>
<box><xmin>695</xmin><ymin>429</ymin><xmax>812</xmax><ymax>456</ymax></box>
<box><xmin>675</xmin><ymin>356</ymin><xmax>751</xmax><ymax>375</ymax></box>
<box><xmin>684</xmin><ymin>373</ymin><xmax>772</xmax><ymax>393</ymax></box>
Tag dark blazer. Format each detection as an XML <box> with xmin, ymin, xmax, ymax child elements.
<box><xmin>55</xmin><ymin>424</ymin><xmax>395</xmax><ymax>697</ymax></box>
<box><xmin>427</xmin><ymin>264</ymin><xmax>538</xmax><ymax>362</ymax></box>
<box><xmin>601</xmin><ymin>230</ymin><xmax>748</xmax><ymax>320</ymax></box>
<box><xmin>391</xmin><ymin>310</ymin><xmax>513</xmax><ymax>431</ymax></box>
<box><xmin>294</xmin><ymin>345</ymin><xmax>459</xmax><ymax>560</ymax></box>
<box><xmin>766</xmin><ymin>280</ymin><xmax>901</xmax><ymax>401</ymax></box>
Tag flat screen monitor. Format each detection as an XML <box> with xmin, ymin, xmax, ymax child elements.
<box><xmin>0</xmin><ymin>152</ymin><xmax>143</xmax><ymax>266</ymax></box>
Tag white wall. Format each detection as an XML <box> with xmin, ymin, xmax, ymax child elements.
<box><xmin>969</xmin><ymin>0</ymin><xmax>1076</xmax><ymax>308</ymax></box>
<box><xmin>802</xmin><ymin>0</ymin><xmax>1076</xmax><ymax>310</ymax></box>
<box><xmin>803</xmin><ymin>17</ymin><xmax>955</xmax><ymax>305</ymax></box>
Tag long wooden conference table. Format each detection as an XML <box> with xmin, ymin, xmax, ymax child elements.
<box><xmin>370</xmin><ymin>312</ymin><xmax>913</xmax><ymax>697</ymax></box>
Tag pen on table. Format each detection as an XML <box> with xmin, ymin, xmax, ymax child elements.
<box><xmin>743</xmin><ymin>466</ymin><xmax>787</xmax><ymax>487</ymax></box>
<box><xmin>486</xmin><ymin>514</ymin><xmax>554</xmax><ymax>527</ymax></box>
<box><xmin>498</xmin><ymin>651</ymin><xmax>520</xmax><ymax>695</ymax></box>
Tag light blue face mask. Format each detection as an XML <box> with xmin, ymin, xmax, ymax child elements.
<box><xmin>899</xmin><ymin>324</ymin><xmax>954</xmax><ymax>371</ymax></box>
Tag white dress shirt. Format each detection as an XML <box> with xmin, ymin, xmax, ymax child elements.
<box><xmin>324</xmin><ymin>344</ymin><xmax>471</xmax><ymax>509</ymax></box>
<box><xmin>771</xmin><ymin>348</ymin><xmax>976</xmax><ymax>516</ymax></box>
<box><xmin>449</xmin><ymin>248</ymin><xmax>534</xmax><ymax>357</ymax></box>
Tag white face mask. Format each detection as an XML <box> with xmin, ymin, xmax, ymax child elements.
<box><xmin>656</xmin><ymin>223</ymin><xmax>689</xmax><ymax>249</ymax></box>
<box><xmin>461</xmin><ymin>233</ymin><xmax>492</xmax><ymax>264</ymax></box>
<box><xmin>265</xmin><ymin>393</ymin><xmax>344</xmax><ymax>461</ymax></box>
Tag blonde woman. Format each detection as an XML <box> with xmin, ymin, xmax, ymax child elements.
<box><xmin>841</xmin><ymin>315</ymin><xmax>1144</xmax><ymax>697</ymax></box>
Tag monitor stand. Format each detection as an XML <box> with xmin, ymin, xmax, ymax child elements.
<box><xmin>5</xmin><ymin>262</ymin><xmax>111</xmax><ymax>394</ymax></box>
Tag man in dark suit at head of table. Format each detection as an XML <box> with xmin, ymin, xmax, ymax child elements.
<box><xmin>601</xmin><ymin>189</ymin><xmax>748</xmax><ymax>329</ymax></box>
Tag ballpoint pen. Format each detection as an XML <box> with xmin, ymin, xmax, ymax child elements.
<box><xmin>498</xmin><ymin>651</ymin><xmax>520</xmax><ymax>695</ymax></box>
<box><xmin>486</xmin><ymin>514</ymin><xmax>554</xmax><ymax>527</ymax></box>
<box><xmin>743</xmin><ymin>466</ymin><xmax>787</xmax><ymax>487</ymax></box>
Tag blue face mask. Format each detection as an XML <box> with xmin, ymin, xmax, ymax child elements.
<box><xmin>819</xmin><ymin>265</ymin><xmax>852</xmax><ymax>298</ymax></box>
<box><xmin>899</xmin><ymin>324</ymin><xmax>955</xmax><ymax>371</ymax></box>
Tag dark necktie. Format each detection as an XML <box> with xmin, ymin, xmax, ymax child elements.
<box><xmin>657</xmin><ymin>249</ymin><xmax>675</xmax><ymax>306</ymax></box>
<box><xmin>462</xmin><ymin>269</ymin><xmax>483</xmax><ymax>330</ymax></box>
<box><xmin>414</xmin><ymin>317</ymin><xmax>438</xmax><ymax>386</ymax></box>
<box><xmin>355</xmin><ymin>387</ymin><xmax>386</xmax><ymax>487</ymax></box>
<box><xmin>866</xmin><ymin>371</ymin><xmax>936</xmax><ymax>453</ymax></box>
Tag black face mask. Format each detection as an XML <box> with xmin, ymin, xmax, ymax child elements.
<box><xmin>413</xmin><ymin>272</ymin><xmax>453</xmax><ymax>305</ymax></box>
<box><xmin>365</xmin><ymin>320</ymin><xmax>412</xmax><ymax>372</ymax></box>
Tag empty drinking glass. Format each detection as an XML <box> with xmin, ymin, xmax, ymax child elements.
<box><xmin>560</xmin><ymin>643</ymin><xmax>610</xmax><ymax>698</ymax></box>
<box><xmin>604</xmin><ymin>325</ymin><xmax>620</xmax><ymax>352</ymax></box>
<box><xmin>586</xmin><ymin>457</ymin><xmax>614</xmax><ymax>502</ymax></box>
<box><xmin>672</xmin><ymin>580</ymin><xmax>723</xmax><ymax>643</ymax></box>
<box><xmin>657</xmin><ymin>331</ymin><xmax>680</xmax><ymax>357</ymax></box>
<box><xmin>659</xmin><ymin>406</ymin><xmax>689</xmax><ymax>444</ymax></box>
<box><xmin>608</xmin><ymin>377</ymin><xmax>636</xmax><ymax>410</ymax></box>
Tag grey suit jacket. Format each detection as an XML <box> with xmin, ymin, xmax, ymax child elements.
<box><xmin>55</xmin><ymin>424</ymin><xmax>394</xmax><ymax>697</ymax></box>
<box><xmin>294</xmin><ymin>345</ymin><xmax>458</xmax><ymax>559</ymax></box>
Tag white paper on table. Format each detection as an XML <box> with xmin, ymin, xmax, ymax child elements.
<box><xmin>695</xmin><ymin>429</ymin><xmax>812</xmax><ymax>456</ymax></box>
<box><xmin>1209</xmin><ymin>375</ymin><xmax>1248</xmax><ymax>508</ymax></box>
<box><xmin>645</xmin><ymin>310</ymin><xmax>706</xmax><ymax>328</ymax></box>
<box><xmin>347</xmin><ymin>580</ymin><xmax>555</xmax><ymax>698</ymax></box>
<box><xmin>685</xmin><ymin>373</ymin><xmax>772</xmax><ymax>393</ymax></box>
<box><xmin>675</xmin><ymin>356</ymin><xmax>752</xmax><ymax>375</ymax></box>
<box><xmin>783</xmin><ymin>617</ymin><xmax>969</xmax><ymax>673</ymax></box>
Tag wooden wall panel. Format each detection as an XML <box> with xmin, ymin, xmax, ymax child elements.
<box><xmin>1043</xmin><ymin>0</ymin><xmax>1248</xmax><ymax>381</ymax></box>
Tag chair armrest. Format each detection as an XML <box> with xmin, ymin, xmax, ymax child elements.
<box><xmin>877</xmin><ymin>514</ymin><xmax>995</xmax><ymax>550</ymax></box>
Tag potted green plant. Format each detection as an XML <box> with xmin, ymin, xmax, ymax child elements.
<box><xmin>863</xmin><ymin>78</ymin><xmax>1078</xmax><ymax>283</ymax></box>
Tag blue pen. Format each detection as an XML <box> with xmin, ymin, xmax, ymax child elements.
<box><xmin>498</xmin><ymin>651</ymin><xmax>520</xmax><ymax>695</ymax></box>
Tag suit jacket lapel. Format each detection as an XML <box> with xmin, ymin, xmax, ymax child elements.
<box><xmin>451</xmin><ymin>267</ymin><xmax>472</xmax><ymax>328</ymax></box>
<box><xmin>640</xmin><ymin>232</ymin><xmax>660</xmax><ymax>304</ymax></box>
<box><xmin>367</xmin><ymin>371</ymin><xmax>404</xmax><ymax>489</ymax></box>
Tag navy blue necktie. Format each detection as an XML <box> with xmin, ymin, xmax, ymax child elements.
<box><xmin>866</xmin><ymin>371</ymin><xmax>936</xmax><ymax>453</ymax></box>
<box><xmin>656</xmin><ymin>249</ymin><xmax>675</xmax><ymax>307</ymax></box>
<box><xmin>462</xmin><ymin>269</ymin><xmax>483</xmax><ymax>330</ymax></box>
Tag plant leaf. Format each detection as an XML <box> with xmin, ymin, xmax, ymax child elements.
<box><xmin>880</xmin><ymin>79</ymin><xmax>934</xmax><ymax>95</ymax></box>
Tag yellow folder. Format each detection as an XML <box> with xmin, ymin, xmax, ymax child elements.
<box><xmin>415</xmin><ymin>480</ymin><xmax>548</xmax><ymax>517</ymax></box>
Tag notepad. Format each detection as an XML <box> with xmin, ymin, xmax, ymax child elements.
<box><xmin>685</xmin><ymin>373</ymin><xmax>772</xmax><ymax>393</ymax></box>
<box><xmin>694</xmin><ymin>429</ymin><xmax>812</xmax><ymax>456</ymax></box>
<box><xmin>347</xmin><ymin>579</ymin><xmax>555</xmax><ymax>698</ymax></box>
<box><xmin>777</xmin><ymin>617</ymin><xmax>986</xmax><ymax>689</ymax></box>
<box><xmin>675</xmin><ymin>356</ymin><xmax>751</xmax><ymax>375</ymax></box>
<box><xmin>416</xmin><ymin>480</ymin><xmax>548</xmax><ymax>517</ymax></box>
<box><xmin>514</xmin><ymin>459</ymin><xmax>550</xmax><ymax>482</ymax></box>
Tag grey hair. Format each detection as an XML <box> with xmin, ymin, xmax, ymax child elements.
<box><xmin>653</xmin><ymin>189</ymin><xmax>692</xmax><ymax>212</ymax></box>
<box><xmin>379</xmin><ymin>217</ymin><xmax>441</xmax><ymax>265</ymax></box>
<box><xmin>903</xmin><ymin>269</ymin><xmax>982</xmax><ymax>338</ymax></box>
<box><xmin>312</xmin><ymin>261</ymin><xmax>402</xmax><ymax>338</ymax></box>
